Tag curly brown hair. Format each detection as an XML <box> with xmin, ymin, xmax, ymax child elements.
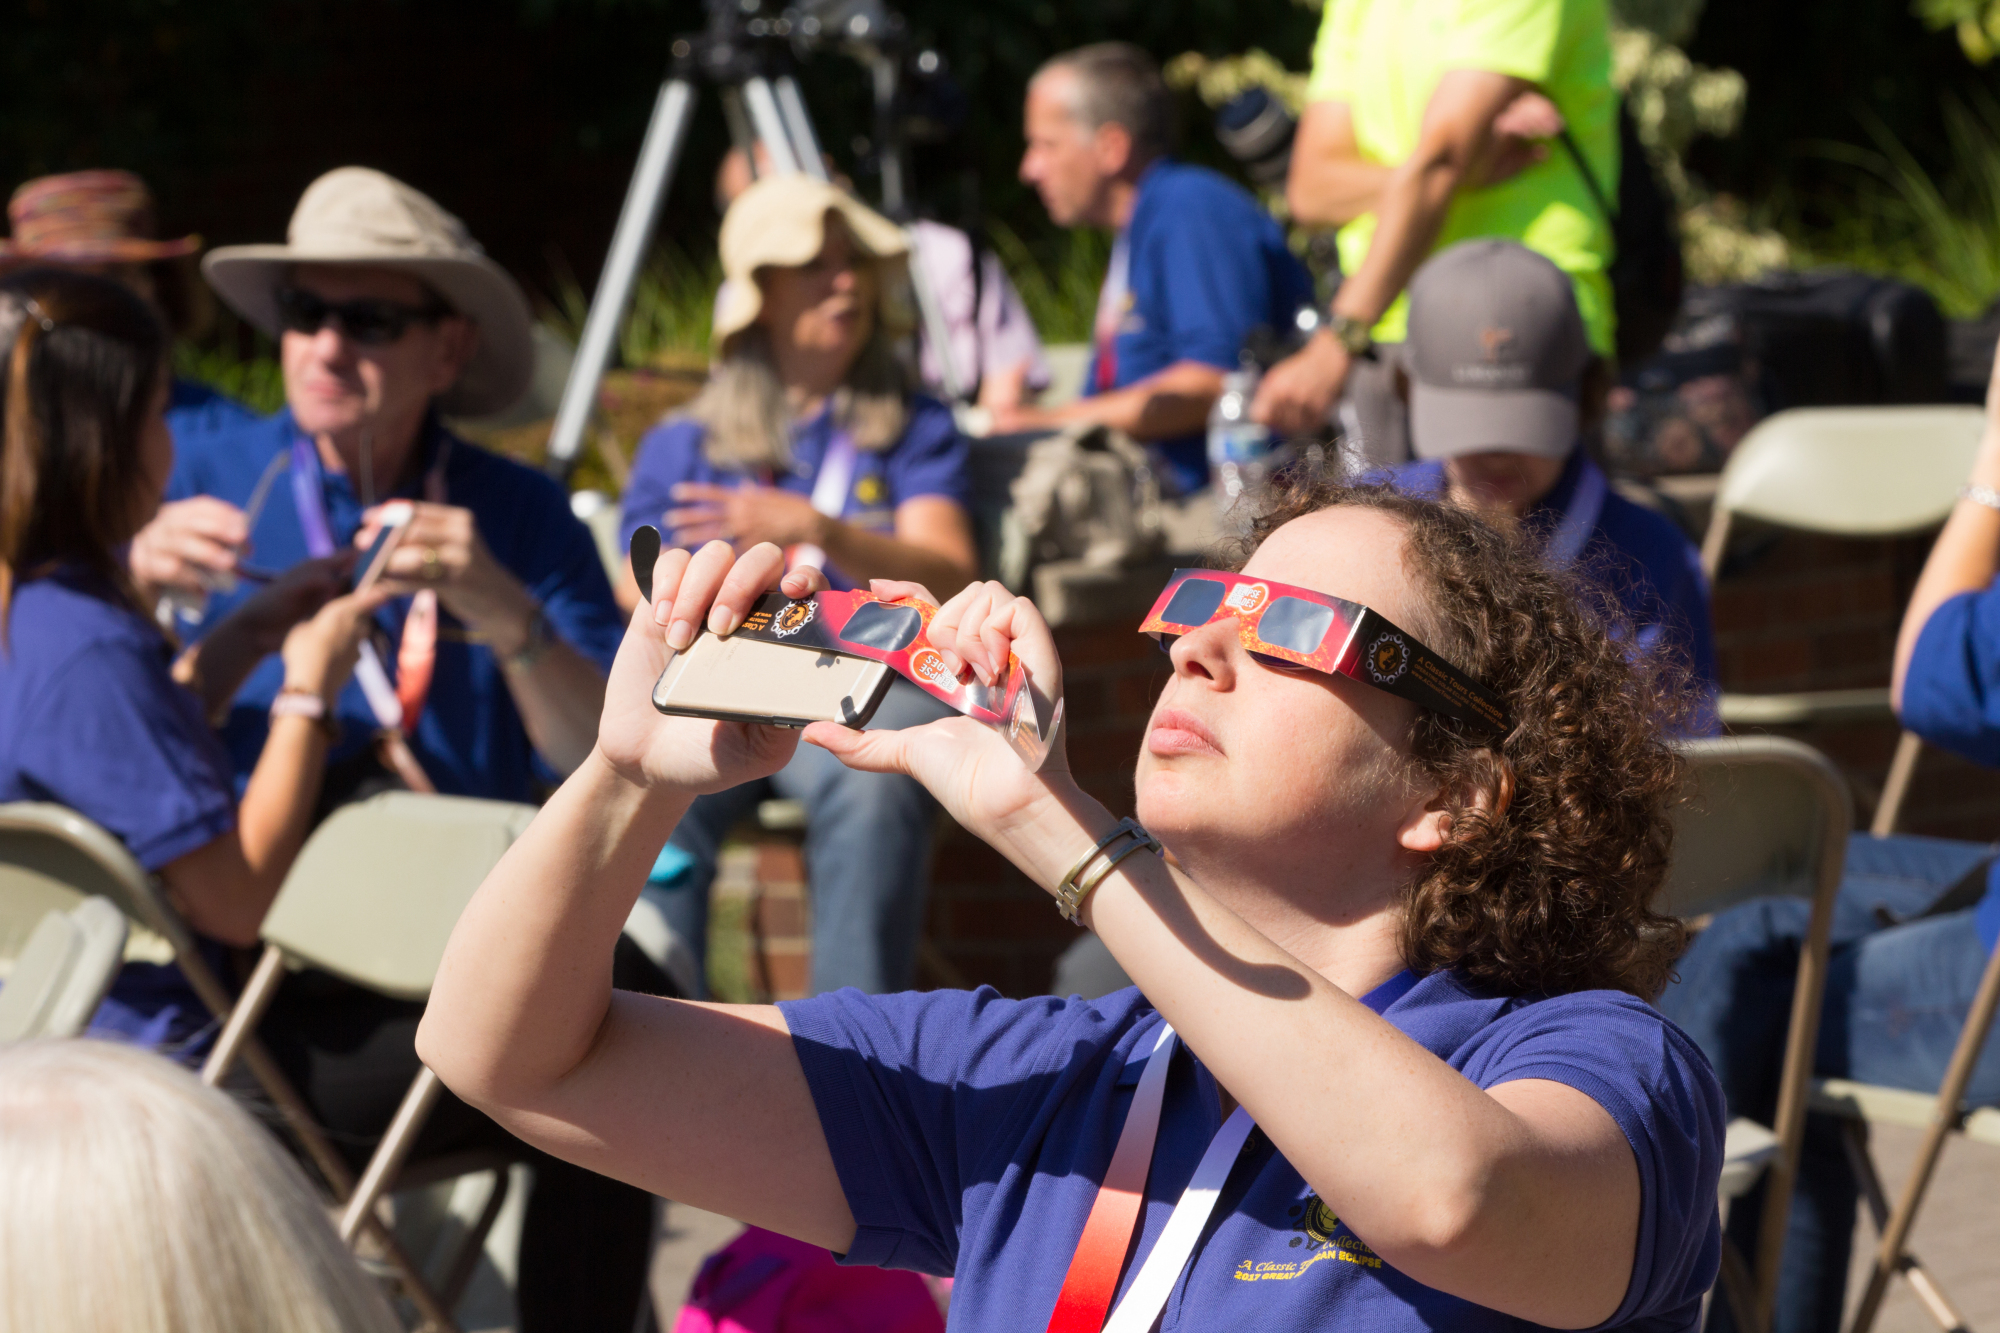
<box><xmin>1233</xmin><ymin>471</ymin><xmax>1690</xmax><ymax>1001</ymax></box>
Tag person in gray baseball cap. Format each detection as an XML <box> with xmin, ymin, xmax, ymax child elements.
<box><xmin>1390</xmin><ymin>239</ymin><xmax>1719</xmax><ymax>721</ymax></box>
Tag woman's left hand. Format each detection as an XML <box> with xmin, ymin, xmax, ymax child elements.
<box><xmin>668</xmin><ymin>482</ymin><xmax>825</xmax><ymax>549</ymax></box>
<box><xmin>213</xmin><ymin>555</ymin><xmax>352</xmax><ymax>655</ymax></box>
<box><xmin>804</xmin><ymin>579</ymin><xmax>1078</xmax><ymax>852</ymax></box>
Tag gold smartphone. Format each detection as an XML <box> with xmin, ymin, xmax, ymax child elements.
<box><xmin>650</xmin><ymin>630</ymin><xmax>895</xmax><ymax>728</ymax></box>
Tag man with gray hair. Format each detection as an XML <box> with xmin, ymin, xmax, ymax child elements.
<box><xmin>987</xmin><ymin>42</ymin><xmax>1314</xmax><ymax>495</ymax></box>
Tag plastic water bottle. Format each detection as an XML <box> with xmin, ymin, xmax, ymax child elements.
<box><xmin>1207</xmin><ymin>360</ymin><xmax>1276</xmax><ymax>512</ymax></box>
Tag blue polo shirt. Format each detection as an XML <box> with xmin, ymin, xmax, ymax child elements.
<box><xmin>1899</xmin><ymin>588</ymin><xmax>2000</xmax><ymax>950</ymax></box>
<box><xmin>1087</xmin><ymin>161</ymin><xmax>1316</xmax><ymax>495</ymax></box>
<box><xmin>782</xmin><ymin>971</ymin><xmax>1722</xmax><ymax>1333</ymax></box>
<box><xmin>167</xmin><ymin>408</ymin><xmax>625</xmax><ymax>802</ymax></box>
<box><xmin>167</xmin><ymin>377</ymin><xmax>258</xmax><ymax>440</ymax></box>
<box><xmin>0</xmin><ymin>565</ymin><xmax>237</xmax><ymax>1052</ymax></box>
<box><xmin>1393</xmin><ymin>451</ymin><xmax>1720</xmax><ymax>725</ymax></box>
<box><xmin>620</xmin><ymin>395</ymin><xmax>970</xmax><ymax>591</ymax></box>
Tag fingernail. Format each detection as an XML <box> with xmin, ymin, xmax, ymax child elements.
<box><xmin>938</xmin><ymin>649</ymin><xmax>962</xmax><ymax>676</ymax></box>
<box><xmin>653</xmin><ymin>599</ymin><xmax>672</xmax><ymax>625</ymax></box>
<box><xmin>667</xmin><ymin>619</ymin><xmax>695</xmax><ymax>651</ymax></box>
<box><xmin>710</xmin><ymin>605</ymin><xmax>740</xmax><ymax>636</ymax></box>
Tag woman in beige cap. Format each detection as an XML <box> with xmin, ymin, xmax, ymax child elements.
<box><xmin>619</xmin><ymin>173</ymin><xmax>979</xmax><ymax>998</ymax></box>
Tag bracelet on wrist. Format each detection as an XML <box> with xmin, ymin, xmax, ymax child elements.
<box><xmin>269</xmin><ymin>686</ymin><xmax>339</xmax><ymax>741</ymax></box>
<box><xmin>499</xmin><ymin>605</ymin><xmax>553</xmax><ymax>672</ymax></box>
<box><xmin>1053</xmin><ymin>817</ymin><xmax>1164</xmax><ymax>925</ymax></box>
<box><xmin>1961</xmin><ymin>483</ymin><xmax>2000</xmax><ymax>512</ymax></box>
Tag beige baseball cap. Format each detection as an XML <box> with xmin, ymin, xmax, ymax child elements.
<box><xmin>203</xmin><ymin>167</ymin><xmax>534</xmax><ymax>416</ymax></box>
<box><xmin>712</xmin><ymin>173</ymin><xmax>912</xmax><ymax>355</ymax></box>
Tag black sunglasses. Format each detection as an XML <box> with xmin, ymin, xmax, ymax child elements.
<box><xmin>274</xmin><ymin>287</ymin><xmax>454</xmax><ymax>346</ymax></box>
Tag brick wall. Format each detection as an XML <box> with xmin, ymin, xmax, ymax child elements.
<box><xmin>1710</xmin><ymin>527</ymin><xmax>2000</xmax><ymax>842</ymax></box>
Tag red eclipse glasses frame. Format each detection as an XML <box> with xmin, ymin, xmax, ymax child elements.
<box><xmin>1139</xmin><ymin>569</ymin><xmax>1509</xmax><ymax>736</ymax></box>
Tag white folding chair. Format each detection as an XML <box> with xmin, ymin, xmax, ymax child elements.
<box><xmin>0</xmin><ymin>802</ymin><xmax>457</xmax><ymax>1330</ymax></box>
<box><xmin>198</xmin><ymin>791</ymin><xmax>548</xmax><ymax>1327</ymax></box>
<box><xmin>1699</xmin><ymin>406</ymin><xmax>1984</xmax><ymax>833</ymax></box>
<box><xmin>0</xmin><ymin>897</ymin><xmax>126</xmax><ymax>1041</ymax></box>
<box><xmin>1661</xmin><ymin>736</ymin><xmax>1853</xmax><ymax>1333</ymax></box>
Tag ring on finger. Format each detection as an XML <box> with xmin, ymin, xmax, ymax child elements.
<box><xmin>420</xmin><ymin>546</ymin><xmax>444</xmax><ymax>581</ymax></box>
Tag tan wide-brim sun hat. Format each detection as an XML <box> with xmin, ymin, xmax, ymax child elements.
<box><xmin>713</xmin><ymin>174</ymin><xmax>913</xmax><ymax>357</ymax></box>
<box><xmin>203</xmin><ymin>167</ymin><xmax>534</xmax><ymax>416</ymax></box>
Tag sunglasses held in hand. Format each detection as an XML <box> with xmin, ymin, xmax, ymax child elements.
<box><xmin>1140</xmin><ymin>569</ymin><xmax>1509</xmax><ymax>736</ymax></box>
<box><xmin>274</xmin><ymin>287</ymin><xmax>454</xmax><ymax>345</ymax></box>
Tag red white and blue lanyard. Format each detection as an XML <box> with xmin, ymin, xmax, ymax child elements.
<box><xmin>1046</xmin><ymin>1025</ymin><xmax>1257</xmax><ymax>1333</ymax></box>
<box><xmin>289</xmin><ymin>436</ymin><xmax>450</xmax><ymax>745</ymax></box>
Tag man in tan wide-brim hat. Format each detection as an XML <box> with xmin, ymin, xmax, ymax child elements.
<box><xmin>125</xmin><ymin>169</ymin><xmax>657</xmax><ymax>1330</ymax></box>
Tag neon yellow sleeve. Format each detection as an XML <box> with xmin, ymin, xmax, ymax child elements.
<box><xmin>1303</xmin><ymin>0</ymin><xmax>1364</xmax><ymax>105</ymax></box>
<box><xmin>1439</xmin><ymin>0</ymin><xmax>1567</xmax><ymax>84</ymax></box>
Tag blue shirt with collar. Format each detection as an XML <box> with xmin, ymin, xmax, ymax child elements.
<box><xmin>1392</xmin><ymin>451</ymin><xmax>1721</xmax><ymax>726</ymax></box>
<box><xmin>167</xmin><ymin>408</ymin><xmax>625</xmax><ymax>802</ymax></box>
<box><xmin>1897</xmin><ymin>588</ymin><xmax>2000</xmax><ymax>949</ymax></box>
<box><xmin>619</xmin><ymin>395</ymin><xmax>970</xmax><ymax>592</ymax></box>
<box><xmin>781</xmin><ymin>972</ymin><xmax>1722</xmax><ymax>1333</ymax></box>
<box><xmin>1087</xmin><ymin>160</ymin><xmax>1316</xmax><ymax>496</ymax></box>
<box><xmin>167</xmin><ymin>377</ymin><xmax>259</xmax><ymax>440</ymax></box>
<box><xmin>0</xmin><ymin>565</ymin><xmax>238</xmax><ymax>1052</ymax></box>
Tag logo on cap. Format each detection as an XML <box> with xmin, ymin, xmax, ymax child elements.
<box><xmin>1367</xmin><ymin>632</ymin><xmax>1410</xmax><ymax>685</ymax></box>
<box><xmin>1478</xmin><ymin>325</ymin><xmax>1516</xmax><ymax>360</ymax></box>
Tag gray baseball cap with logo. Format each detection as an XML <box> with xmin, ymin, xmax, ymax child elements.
<box><xmin>1405</xmin><ymin>239</ymin><xmax>1591</xmax><ymax>461</ymax></box>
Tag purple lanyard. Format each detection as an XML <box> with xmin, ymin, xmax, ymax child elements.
<box><xmin>289</xmin><ymin>438</ymin><xmax>339</xmax><ymax>558</ymax></box>
<box><xmin>287</xmin><ymin>435</ymin><xmax>452</xmax><ymax>554</ymax></box>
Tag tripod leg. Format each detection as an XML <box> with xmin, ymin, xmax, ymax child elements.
<box><xmin>546</xmin><ymin>78</ymin><xmax>698</xmax><ymax>478</ymax></box>
<box><xmin>774</xmin><ymin>76</ymin><xmax>830</xmax><ymax>180</ymax></box>
<box><xmin>741</xmin><ymin>78</ymin><xmax>801</xmax><ymax>175</ymax></box>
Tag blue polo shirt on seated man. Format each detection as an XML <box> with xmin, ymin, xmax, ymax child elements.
<box><xmin>167</xmin><ymin>408</ymin><xmax>625</xmax><ymax>802</ymax></box>
<box><xmin>620</xmin><ymin>394</ymin><xmax>970</xmax><ymax>591</ymax></box>
<box><xmin>1386</xmin><ymin>241</ymin><xmax>1718</xmax><ymax>723</ymax></box>
<box><xmin>1089</xmin><ymin>160</ymin><xmax>1315</xmax><ymax>495</ymax></box>
<box><xmin>780</xmin><ymin>973</ymin><xmax>1721</xmax><ymax>1332</ymax></box>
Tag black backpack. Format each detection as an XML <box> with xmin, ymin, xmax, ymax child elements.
<box><xmin>1558</xmin><ymin>103</ymin><xmax>1684</xmax><ymax>369</ymax></box>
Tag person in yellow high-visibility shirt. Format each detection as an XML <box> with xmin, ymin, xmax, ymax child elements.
<box><xmin>1253</xmin><ymin>0</ymin><xmax>1618</xmax><ymax>466</ymax></box>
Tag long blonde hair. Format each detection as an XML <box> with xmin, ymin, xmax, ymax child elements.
<box><xmin>0</xmin><ymin>1040</ymin><xmax>401</xmax><ymax>1333</ymax></box>
<box><xmin>685</xmin><ymin>309</ymin><xmax>911</xmax><ymax>471</ymax></box>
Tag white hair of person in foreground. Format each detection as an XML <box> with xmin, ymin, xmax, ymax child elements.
<box><xmin>0</xmin><ymin>1039</ymin><xmax>400</xmax><ymax>1333</ymax></box>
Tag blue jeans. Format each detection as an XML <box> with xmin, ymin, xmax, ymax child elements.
<box><xmin>643</xmin><ymin>680</ymin><xmax>951</xmax><ymax>997</ymax></box>
<box><xmin>1659</xmin><ymin>832</ymin><xmax>2000</xmax><ymax>1333</ymax></box>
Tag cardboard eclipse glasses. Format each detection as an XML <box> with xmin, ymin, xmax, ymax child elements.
<box><xmin>1140</xmin><ymin>569</ymin><xmax>1509</xmax><ymax>735</ymax></box>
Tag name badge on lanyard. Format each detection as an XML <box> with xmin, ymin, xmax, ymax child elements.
<box><xmin>1045</xmin><ymin>1025</ymin><xmax>1257</xmax><ymax>1333</ymax></box>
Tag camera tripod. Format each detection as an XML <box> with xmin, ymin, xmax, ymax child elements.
<box><xmin>544</xmin><ymin>0</ymin><xmax>962</xmax><ymax>481</ymax></box>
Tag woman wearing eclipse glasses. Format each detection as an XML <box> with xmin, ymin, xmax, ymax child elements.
<box><xmin>420</xmin><ymin>472</ymin><xmax>1724</xmax><ymax>1333</ymax></box>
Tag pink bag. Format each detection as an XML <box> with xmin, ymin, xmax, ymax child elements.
<box><xmin>672</xmin><ymin>1227</ymin><xmax>945</xmax><ymax>1333</ymax></box>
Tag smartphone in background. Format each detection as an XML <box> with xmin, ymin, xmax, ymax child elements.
<box><xmin>353</xmin><ymin>502</ymin><xmax>415</xmax><ymax>592</ymax></box>
<box><xmin>651</xmin><ymin>631</ymin><xmax>895</xmax><ymax>728</ymax></box>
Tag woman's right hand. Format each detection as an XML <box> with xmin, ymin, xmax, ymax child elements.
<box><xmin>278</xmin><ymin>585</ymin><xmax>392</xmax><ymax>701</ymax></box>
<box><xmin>595</xmin><ymin>539</ymin><xmax>819</xmax><ymax>795</ymax></box>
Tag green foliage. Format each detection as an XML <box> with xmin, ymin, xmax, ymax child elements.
<box><xmin>541</xmin><ymin>241</ymin><xmax>722</xmax><ymax>368</ymax></box>
<box><xmin>984</xmin><ymin>222</ymin><xmax>1110</xmax><ymax>345</ymax></box>
<box><xmin>1798</xmin><ymin>98</ymin><xmax>2000</xmax><ymax>315</ymax></box>
<box><xmin>1914</xmin><ymin>0</ymin><xmax>2000</xmax><ymax>63</ymax></box>
<box><xmin>172</xmin><ymin>316</ymin><xmax>283</xmax><ymax>415</ymax></box>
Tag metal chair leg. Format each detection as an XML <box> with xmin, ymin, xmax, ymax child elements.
<box><xmin>342</xmin><ymin>1067</ymin><xmax>447</xmax><ymax>1243</ymax></box>
<box><xmin>201</xmin><ymin>943</ymin><xmax>285</xmax><ymax>1086</ymax></box>
<box><xmin>1844</xmin><ymin>940</ymin><xmax>2000</xmax><ymax>1333</ymax></box>
<box><xmin>1870</xmin><ymin>732</ymin><xmax>1924</xmax><ymax>838</ymax></box>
